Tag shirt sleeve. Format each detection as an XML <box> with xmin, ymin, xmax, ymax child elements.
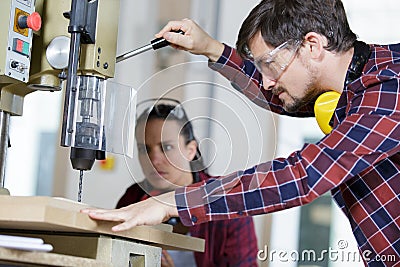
<box><xmin>208</xmin><ymin>44</ymin><xmax>315</xmax><ymax>117</ymax></box>
<box><xmin>175</xmin><ymin>81</ymin><xmax>400</xmax><ymax>226</ymax></box>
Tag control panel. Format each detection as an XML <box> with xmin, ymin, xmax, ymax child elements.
<box><xmin>0</xmin><ymin>0</ymin><xmax>41</xmax><ymax>83</ymax></box>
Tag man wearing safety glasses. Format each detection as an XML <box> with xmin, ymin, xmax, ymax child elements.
<box><xmin>82</xmin><ymin>1</ymin><xmax>400</xmax><ymax>266</ymax></box>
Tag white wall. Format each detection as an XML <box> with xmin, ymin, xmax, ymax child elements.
<box><xmin>5</xmin><ymin>90</ymin><xmax>62</xmax><ymax>196</ymax></box>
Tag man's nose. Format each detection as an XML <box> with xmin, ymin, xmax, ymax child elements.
<box><xmin>262</xmin><ymin>77</ymin><xmax>276</xmax><ymax>90</ymax></box>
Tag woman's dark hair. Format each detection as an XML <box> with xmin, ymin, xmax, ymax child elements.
<box><xmin>136</xmin><ymin>100</ymin><xmax>207</xmax><ymax>177</ymax></box>
<box><xmin>237</xmin><ymin>0</ymin><xmax>357</xmax><ymax>58</ymax></box>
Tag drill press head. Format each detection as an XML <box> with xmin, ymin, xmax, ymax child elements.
<box><xmin>59</xmin><ymin>0</ymin><xmax>136</xmax><ymax>173</ymax></box>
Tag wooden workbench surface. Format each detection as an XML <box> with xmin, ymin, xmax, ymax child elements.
<box><xmin>0</xmin><ymin>196</ymin><xmax>204</xmax><ymax>252</ymax></box>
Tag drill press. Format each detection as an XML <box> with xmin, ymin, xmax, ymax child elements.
<box><xmin>0</xmin><ymin>0</ymin><xmax>136</xmax><ymax>201</ymax></box>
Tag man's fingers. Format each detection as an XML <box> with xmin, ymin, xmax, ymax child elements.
<box><xmin>111</xmin><ymin>221</ymin><xmax>136</xmax><ymax>232</ymax></box>
<box><xmin>80</xmin><ymin>208</ymin><xmax>106</xmax><ymax>214</ymax></box>
<box><xmin>86</xmin><ymin>210</ymin><xmax>126</xmax><ymax>222</ymax></box>
<box><xmin>163</xmin><ymin>32</ymin><xmax>191</xmax><ymax>48</ymax></box>
<box><xmin>111</xmin><ymin>215</ymin><xmax>150</xmax><ymax>232</ymax></box>
<box><xmin>81</xmin><ymin>207</ymin><xmax>143</xmax><ymax>232</ymax></box>
<box><xmin>80</xmin><ymin>193</ymin><xmax>176</xmax><ymax>233</ymax></box>
<box><xmin>155</xmin><ymin>20</ymin><xmax>187</xmax><ymax>38</ymax></box>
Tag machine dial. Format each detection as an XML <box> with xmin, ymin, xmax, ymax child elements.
<box><xmin>46</xmin><ymin>36</ymin><xmax>70</xmax><ymax>70</ymax></box>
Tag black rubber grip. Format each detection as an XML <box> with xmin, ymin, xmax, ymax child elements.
<box><xmin>150</xmin><ymin>30</ymin><xmax>184</xmax><ymax>50</ymax></box>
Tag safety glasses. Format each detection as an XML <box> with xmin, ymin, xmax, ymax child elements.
<box><xmin>253</xmin><ymin>40</ymin><xmax>301</xmax><ymax>81</ymax></box>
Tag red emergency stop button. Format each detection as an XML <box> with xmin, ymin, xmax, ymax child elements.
<box><xmin>27</xmin><ymin>12</ymin><xmax>41</xmax><ymax>31</ymax></box>
<box><xmin>18</xmin><ymin>12</ymin><xmax>41</xmax><ymax>31</ymax></box>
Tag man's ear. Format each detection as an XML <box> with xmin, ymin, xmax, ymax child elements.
<box><xmin>185</xmin><ymin>140</ymin><xmax>198</xmax><ymax>161</ymax></box>
<box><xmin>303</xmin><ymin>32</ymin><xmax>327</xmax><ymax>60</ymax></box>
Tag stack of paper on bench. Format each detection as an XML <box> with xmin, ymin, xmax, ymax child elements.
<box><xmin>0</xmin><ymin>234</ymin><xmax>53</xmax><ymax>252</ymax></box>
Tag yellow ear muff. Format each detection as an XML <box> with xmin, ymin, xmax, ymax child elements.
<box><xmin>314</xmin><ymin>91</ymin><xmax>341</xmax><ymax>134</ymax></box>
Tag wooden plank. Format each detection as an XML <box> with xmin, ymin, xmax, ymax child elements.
<box><xmin>0</xmin><ymin>196</ymin><xmax>204</xmax><ymax>252</ymax></box>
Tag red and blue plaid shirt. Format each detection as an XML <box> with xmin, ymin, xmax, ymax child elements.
<box><xmin>175</xmin><ymin>43</ymin><xmax>400</xmax><ymax>266</ymax></box>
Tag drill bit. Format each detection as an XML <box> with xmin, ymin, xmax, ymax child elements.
<box><xmin>78</xmin><ymin>170</ymin><xmax>83</xmax><ymax>202</ymax></box>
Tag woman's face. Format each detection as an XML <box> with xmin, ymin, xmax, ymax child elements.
<box><xmin>136</xmin><ymin>118</ymin><xmax>197</xmax><ymax>191</ymax></box>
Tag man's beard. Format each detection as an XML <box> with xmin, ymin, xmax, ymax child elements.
<box><xmin>280</xmin><ymin>61</ymin><xmax>324</xmax><ymax>113</ymax></box>
<box><xmin>283</xmin><ymin>83</ymin><xmax>323</xmax><ymax>113</ymax></box>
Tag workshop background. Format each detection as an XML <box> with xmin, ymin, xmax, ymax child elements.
<box><xmin>4</xmin><ymin>0</ymin><xmax>399</xmax><ymax>266</ymax></box>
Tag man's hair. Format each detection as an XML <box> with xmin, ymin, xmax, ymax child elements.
<box><xmin>236</xmin><ymin>0</ymin><xmax>357</xmax><ymax>58</ymax></box>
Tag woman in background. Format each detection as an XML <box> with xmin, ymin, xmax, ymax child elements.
<box><xmin>116</xmin><ymin>98</ymin><xmax>258</xmax><ymax>267</ymax></box>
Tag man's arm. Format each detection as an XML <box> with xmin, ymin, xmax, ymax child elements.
<box><xmin>82</xmin><ymin>79</ymin><xmax>400</xmax><ymax>231</ymax></box>
<box><xmin>82</xmin><ymin>109</ymin><xmax>399</xmax><ymax>230</ymax></box>
<box><xmin>176</xmin><ymin>108</ymin><xmax>400</xmax><ymax>225</ymax></box>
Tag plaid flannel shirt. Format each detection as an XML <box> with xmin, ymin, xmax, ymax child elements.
<box><xmin>175</xmin><ymin>43</ymin><xmax>400</xmax><ymax>266</ymax></box>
